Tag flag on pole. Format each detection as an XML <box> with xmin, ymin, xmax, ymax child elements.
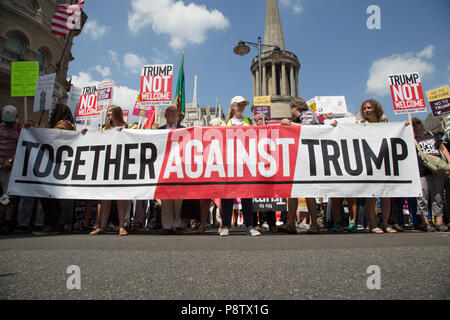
<box><xmin>174</xmin><ymin>53</ymin><xmax>185</xmax><ymax>122</ymax></box>
<box><xmin>141</xmin><ymin>109</ymin><xmax>156</xmax><ymax>130</ymax></box>
<box><xmin>51</xmin><ymin>0</ymin><xmax>85</xmax><ymax>37</ymax></box>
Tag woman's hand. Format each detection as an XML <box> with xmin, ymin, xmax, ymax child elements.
<box><xmin>81</xmin><ymin>128</ymin><xmax>88</xmax><ymax>134</ymax></box>
<box><xmin>281</xmin><ymin>118</ymin><xmax>291</xmax><ymax>125</ymax></box>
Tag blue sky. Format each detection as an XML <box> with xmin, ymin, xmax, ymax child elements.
<box><xmin>68</xmin><ymin>0</ymin><xmax>450</xmax><ymax>126</ymax></box>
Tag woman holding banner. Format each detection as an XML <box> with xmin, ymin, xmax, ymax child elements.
<box><xmin>356</xmin><ymin>99</ymin><xmax>395</xmax><ymax>234</ymax></box>
<box><xmin>219</xmin><ymin>96</ymin><xmax>261</xmax><ymax>236</ymax></box>
<box><xmin>89</xmin><ymin>105</ymin><xmax>129</xmax><ymax>236</ymax></box>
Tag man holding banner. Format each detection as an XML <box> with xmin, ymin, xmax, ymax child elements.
<box><xmin>0</xmin><ymin>105</ymin><xmax>21</xmax><ymax>234</ymax></box>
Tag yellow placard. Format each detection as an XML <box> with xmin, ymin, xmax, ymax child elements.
<box><xmin>308</xmin><ymin>101</ymin><xmax>317</xmax><ymax>112</ymax></box>
<box><xmin>253</xmin><ymin>96</ymin><xmax>271</xmax><ymax>106</ymax></box>
<box><xmin>426</xmin><ymin>85</ymin><xmax>450</xmax><ymax>102</ymax></box>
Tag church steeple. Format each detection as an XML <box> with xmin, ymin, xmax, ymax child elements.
<box><xmin>249</xmin><ymin>0</ymin><xmax>301</xmax><ymax>119</ymax></box>
<box><xmin>264</xmin><ymin>0</ymin><xmax>286</xmax><ymax>50</ymax></box>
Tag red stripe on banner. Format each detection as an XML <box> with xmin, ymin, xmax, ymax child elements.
<box><xmin>153</xmin><ymin>126</ymin><xmax>301</xmax><ymax>199</ymax></box>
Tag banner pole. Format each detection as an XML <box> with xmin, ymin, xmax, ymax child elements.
<box><xmin>100</xmin><ymin>111</ymin><xmax>103</xmax><ymax>131</ymax></box>
<box><xmin>24</xmin><ymin>97</ymin><xmax>28</xmax><ymax>123</ymax></box>
<box><xmin>83</xmin><ymin>119</ymin><xmax>87</xmax><ymax>130</ymax></box>
<box><xmin>138</xmin><ymin>116</ymin><xmax>143</xmax><ymax>129</ymax></box>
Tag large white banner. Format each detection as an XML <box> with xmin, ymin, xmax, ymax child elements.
<box><xmin>8</xmin><ymin>123</ymin><xmax>422</xmax><ymax>200</ymax></box>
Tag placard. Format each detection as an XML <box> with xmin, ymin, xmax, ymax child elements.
<box><xmin>252</xmin><ymin>106</ymin><xmax>271</xmax><ymax>119</ymax></box>
<box><xmin>140</xmin><ymin>64</ymin><xmax>173</xmax><ymax>105</ymax></box>
<box><xmin>33</xmin><ymin>73</ymin><xmax>56</xmax><ymax>112</ymax></box>
<box><xmin>426</xmin><ymin>85</ymin><xmax>450</xmax><ymax>117</ymax></box>
<box><xmin>253</xmin><ymin>96</ymin><xmax>271</xmax><ymax>106</ymax></box>
<box><xmin>97</xmin><ymin>81</ymin><xmax>113</xmax><ymax>111</ymax></box>
<box><xmin>11</xmin><ymin>61</ymin><xmax>39</xmax><ymax>97</ymax></box>
<box><xmin>67</xmin><ymin>86</ymin><xmax>82</xmax><ymax>117</ymax></box>
<box><xmin>389</xmin><ymin>72</ymin><xmax>427</xmax><ymax>114</ymax></box>
<box><xmin>315</xmin><ymin>96</ymin><xmax>348</xmax><ymax>114</ymax></box>
<box><xmin>76</xmin><ymin>85</ymin><xmax>98</xmax><ymax>119</ymax></box>
<box><xmin>252</xmin><ymin>198</ymin><xmax>287</xmax><ymax>212</ymax></box>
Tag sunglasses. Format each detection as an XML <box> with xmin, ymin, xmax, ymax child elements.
<box><xmin>412</xmin><ymin>121</ymin><xmax>421</xmax><ymax>125</ymax></box>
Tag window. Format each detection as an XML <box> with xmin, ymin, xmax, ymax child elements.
<box><xmin>27</xmin><ymin>0</ymin><xmax>39</xmax><ymax>11</ymax></box>
<box><xmin>36</xmin><ymin>49</ymin><xmax>48</xmax><ymax>72</ymax></box>
<box><xmin>3</xmin><ymin>34</ymin><xmax>25</xmax><ymax>61</ymax></box>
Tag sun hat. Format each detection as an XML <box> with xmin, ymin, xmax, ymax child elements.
<box><xmin>230</xmin><ymin>96</ymin><xmax>249</xmax><ymax>106</ymax></box>
<box><xmin>2</xmin><ymin>105</ymin><xmax>17</xmax><ymax>122</ymax></box>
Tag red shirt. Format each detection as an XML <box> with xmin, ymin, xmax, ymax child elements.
<box><xmin>0</xmin><ymin>122</ymin><xmax>21</xmax><ymax>163</ymax></box>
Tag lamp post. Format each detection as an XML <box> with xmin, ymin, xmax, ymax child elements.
<box><xmin>233</xmin><ymin>36</ymin><xmax>282</xmax><ymax>97</ymax></box>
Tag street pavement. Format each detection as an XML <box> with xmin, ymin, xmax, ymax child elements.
<box><xmin>0</xmin><ymin>227</ymin><xmax>449</xmax><ymax>300</ymax></box>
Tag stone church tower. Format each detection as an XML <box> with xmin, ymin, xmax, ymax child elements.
<box><xmin>251</xmin><ymin>0</ymin><xmax>300</xmax><ymax>119</ymax></box>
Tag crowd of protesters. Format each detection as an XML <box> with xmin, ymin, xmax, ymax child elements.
<box><xmin>1</xmin><ymin>95</ymin><xmax>450</xmax><ymax>237</ymax></box>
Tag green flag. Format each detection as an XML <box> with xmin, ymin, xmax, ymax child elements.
<box><xmin>174</xmin><ymin>53</ymin><xmax>185</xmax><ymax>121</ymax></box>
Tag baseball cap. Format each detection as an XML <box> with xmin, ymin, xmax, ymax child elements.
<box><xmin>230</xmin><ymin>96</ymin><xmax>249</xmax><ymax>106</ymax></box>
<box><xmin>2</xmin><ymin>105</ymin><xmax>17</xmax><ymax>122</ymax></box>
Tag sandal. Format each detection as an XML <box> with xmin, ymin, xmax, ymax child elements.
<box><xmin>118</xmin><ymin>227</ymin><xmax>128</xmax><ymax>236</ymax></box>
<box><xmin>370</xmin><ymin>227</ymin><xmax>384</xmax><ymax>234</ymax></box>
<box><xmin>382</xmin><ymin>226</ymin><xmax>397</xmax><ymax>233</ymax></box>
<box><xmin>89</xmin><ymin>227</ymin><xmax>105</xmax><ymax>235</ymax></box>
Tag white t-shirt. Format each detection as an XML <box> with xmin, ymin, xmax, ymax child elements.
<box><xmin>230</xmin><ymin>118</ymin><xmax>245</xmax><ymax>126</ymax></box>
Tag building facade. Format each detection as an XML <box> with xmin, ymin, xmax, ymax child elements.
<box><xmin>0</xmin><ymin>0</ymin><xmax>86</xmax><ymax>123</ymax></box>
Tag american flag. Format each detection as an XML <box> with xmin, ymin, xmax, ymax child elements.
<box><xmin>51</xmin><ymin>0</ymin><xmax>85</xmax><ymax>37</ymax></box>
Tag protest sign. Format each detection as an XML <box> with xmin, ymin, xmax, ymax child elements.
<box><xmin>9</xmin><ymin>123</ymin><xmax>421</xmax><ymax>200</ymax></box>
<box><xmin>253</xmin><ymin>96</ymin><xmax>271</xmax><ymax>106</ymax></box>
<box><xmin>425</xmin><ymin>85</ymin><xmax>450</xmax><ymax>117</ymax></box>
<box><xmin>67</xmin><ymin>86</ymin><xmax>82</xmax><ymax>116</ymax></box>
<box><xmin>33</xmin><ymin>73</ymin><xmax>56</xmax><ymax>112</ymax></box>
<box><xmin>253</xmin><ymin>106</ymin><xmax>271</xmax><ymax>119</ymax></box>
<box><xmin>389</xmin><ymin>72</ymin><xmax>426</xmax><ymax>114</ymax></box>
<box><xmin>252</xmin><ymin>198</ymin><xmax>287</xmax><ymax>212</ymax></box>
<box><xmin>11</xmin><ymin>61</ymin><xmax>39</xmax><ymax>97</ymax></box>
<box><xmin>314</xmin><ymin>96</ymin><xmax>348</xmax><ymax>114</ymax></box>
<box><xmin>122</xmin><ymin>110</ymin><xmax>129</xmax><ymax>124</ymax></box>
<box><xmin>76</xmin><ymin>85</ymin><xmax>98</xmax><ymax>120</ymax></box>
<box><xmin>307</xmin><ymin>98</ymin><xmax>322</xmax><ymax>121</ymax></box>
<box><xmin>97</xmin><ymin>81</ymin><xmax>113</xmax><ymax>111</ymax></box>
<box><xmin>140</xmin><ymin>64</ymin><xmax>173</xmax><ymax>105</ymax></box>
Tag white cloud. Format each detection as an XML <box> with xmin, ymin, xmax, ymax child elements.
<box><xmin>366</xmin><ymin>45</ymin><xmax>436</xmax><ymax>96</ymax></box>
<box><xmin>108</xmin><ymin>50</ymin><xmax>121</xmax><ymax>66</ymax></box>
<box><xmin>94</xmin><ymin>65</ymin><xmax>111</xmax><ymax>78</ymax></box>
<box><xmin>417</xmin><ymin>45</ymin><xmax>434</xmax><ymax>59</ymax></box>
<box><xmin>280</xmin><ymin>0</ymin><xmax>303</xmax><ymax>14</ymax></box>
<box><xmin>123</xmin><ymin>52</ymin><xmax>147</xmax><ymax>74</ymax></box>
<box><xmin>83</xmin><ymin>20</ymin><xmax>111</xmax><ymax>40</ymax></box>
<box><xmin>70</xmin><ymin>72</ymin><xmax>138</xmax><ymax>111</ymax></box>
<box><xmin>128</xmin><ymin>0</ymin><xmax>229</xmax><ymax>50</ymax></box>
